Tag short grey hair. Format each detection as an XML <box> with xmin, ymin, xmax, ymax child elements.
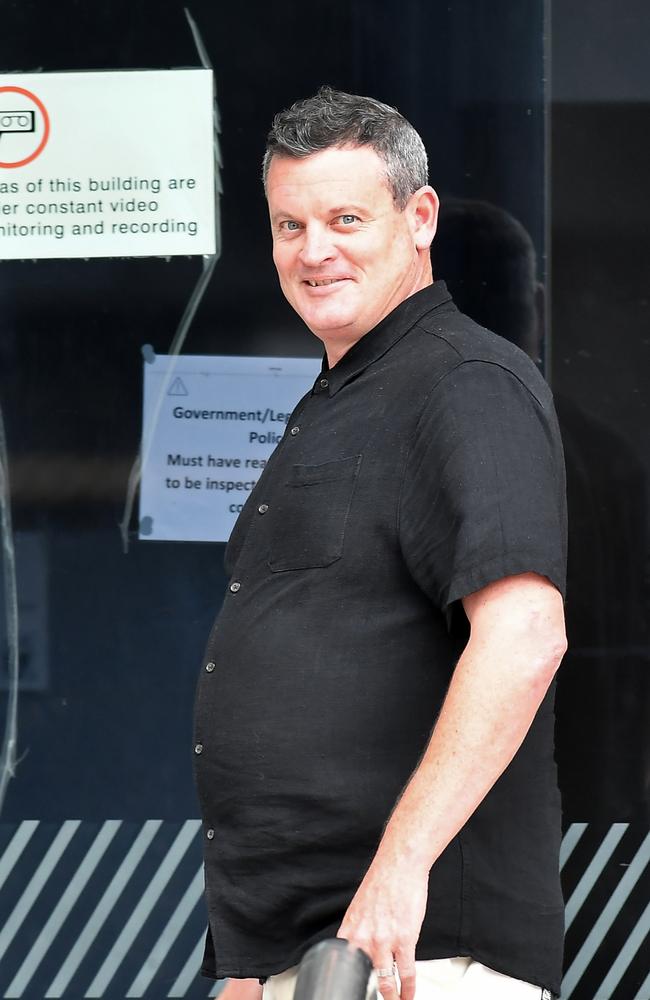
<box><xmin>262</xmin><ymin>86</ymin><xmax>428</xmax><ymax>210</ymax></box>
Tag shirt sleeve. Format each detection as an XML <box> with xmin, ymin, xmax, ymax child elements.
<box><xmin>398</xmin><ymin>359</ymin><xmax>568</xmax><ymax>615</ymax></box>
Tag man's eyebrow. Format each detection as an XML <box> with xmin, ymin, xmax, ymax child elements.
<box><xmin>270</xmin><ymin>209</ymin><xmax>295</xmax><ymax>224</ymax></box>
<box><xmin>328</xmin><ymin>204</ymin><xmax>369</xmax><ymax>216</ymax></box>
<box><xmin>270</xmin><ymin>204</ymin><xmax>370</xmax><ymax>224</ymax></box>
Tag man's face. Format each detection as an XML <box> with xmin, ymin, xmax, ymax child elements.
<box><xmin>267</xmin><ymin>145</ymin><xmax>426</xmax><ymax>355</ymax></box>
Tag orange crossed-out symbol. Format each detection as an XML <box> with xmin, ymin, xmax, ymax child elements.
<box><xmin>0</xmin><ymin>85</ymin><xmax>50</xmax><ymax>168</ymax></box>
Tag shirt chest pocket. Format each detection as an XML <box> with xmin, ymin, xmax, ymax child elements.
<box><xmin>268</xmin><ymin>454</ymin><xmax>362</xmax><ymax>571</ymax></box>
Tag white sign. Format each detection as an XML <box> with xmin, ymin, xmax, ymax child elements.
<box><xmin>0</xmin><ymin>69</ymin><xmax>215</xmax><ymax>259</ymax></box>
<box><xmin>139</xmin><ymin>354</ymin><xmax>321</xmax><ymax>543</ymax></box>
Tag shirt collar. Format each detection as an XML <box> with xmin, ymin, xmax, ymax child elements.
<box><xmin>316</xmin><ymin>281</ymin><xmax>453</xmax><ymax>397</ymax></box>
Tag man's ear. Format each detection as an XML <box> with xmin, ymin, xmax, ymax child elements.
<box><xmin>409</xmin><ymin>186</ymin><xmax>439</xmax><ymax>251</ymax></box>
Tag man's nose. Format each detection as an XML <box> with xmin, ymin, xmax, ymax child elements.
<box><xmin>299</xmin><ymin>224</ymin><xmax>336</xmax><ymax>267</ymax></box>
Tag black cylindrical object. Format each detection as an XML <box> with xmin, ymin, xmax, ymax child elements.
<box><xmin>294</xmin><ymin>939</ymin><xmax>373</xmax><ymax>1000</ymax></box>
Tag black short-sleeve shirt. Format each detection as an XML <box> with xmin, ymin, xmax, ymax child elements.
<box><xmin>193</xmin><ymin>282</ymin><xmax>568</xmax><ymax>995</ymax></box>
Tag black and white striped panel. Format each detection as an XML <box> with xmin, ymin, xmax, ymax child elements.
<box><xmin>560</xmin><ymin>823</ymin><xmax>649</xmax><ymax>998</ymax></box>
<box><xmin>0</xmin><ymin>822</ymin><xmax>647</xmax><ymax>998</ymax></box>
<box><xmin>0</xmin><ymin>821</ymin><xmax>221</xmax><ymax>999</ymax></box>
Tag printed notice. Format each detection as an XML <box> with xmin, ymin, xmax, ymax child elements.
<box><xmin>139</xmin><ymin>354</ymin><xmax>321</xmax><ymax>543</ymax></box>
<box><xmin>0</xmin><ymin>69</ymin><xmax>215</xmax><ymax>259</ymax></box>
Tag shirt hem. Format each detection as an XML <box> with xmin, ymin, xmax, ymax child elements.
<box><xmin>202</xmin><ymin>946</ymin><xmax>561</xmax><ymax>996</ymax></box>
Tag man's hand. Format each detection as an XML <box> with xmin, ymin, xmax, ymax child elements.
<box><xmin>217</xmin><ymin>979</ymin><xmax>263</xmax><ymax>1000</ymax></box>
<box><xmin>337</xmin><ymin>853</ymin><xmax>428</xmax><ymax>1000</ymax></box>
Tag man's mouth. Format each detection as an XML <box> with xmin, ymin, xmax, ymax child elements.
<box><xmin>304</xmin><ymin>278</ymin><xmax>346</xmax><ymax>287</ymax></box>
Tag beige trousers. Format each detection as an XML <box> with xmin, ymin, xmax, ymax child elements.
<box><xmin>262</xmin><ymin>956</ymin><xmax>549</xmax><ymax>999</ymax></box>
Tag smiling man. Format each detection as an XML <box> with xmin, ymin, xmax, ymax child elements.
<box><xmin>193</xmin><ymin>88</ymin><xmax>567</xmax><ymax>1000</ymax></box>
<box><xmin>268</xmin><ymin>142</ymin><xmax>436</xmax><ymax>364</ymax></box>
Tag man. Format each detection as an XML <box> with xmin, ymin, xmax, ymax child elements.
<box><xmin>194</xmin><ymin>87</ymin><xmax>567</xmax><ymax>1000</ymax></box>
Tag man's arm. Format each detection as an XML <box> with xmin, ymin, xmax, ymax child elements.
<box><xmin>337</xmin><ymin>571</ymin><xmax>567</xmax><ymax>1000</ymax></box>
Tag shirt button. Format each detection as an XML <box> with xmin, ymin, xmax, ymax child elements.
<box><xmin>205</xmin><ymin>661</ymin><xmax>215</xmax><ymax>673</ymax></box>
<box><xmin>229</xmin><ymin>581</ymin><xmax>241</xmax><ymax>593</ymax></box>
<box><xmin>320</xmin><ymin>378</ymin><xmax>329</xmax><ymax>389</ymax></box>
<box><xmin>290</xmin><ymin>426</ymin><xmax>300</xmax><ymax>436</ymax></box>
<box><xmin>206</xmin><ymin>828</ymin><xmax>215</xmax><ymax>840</ymax></box>
<box><xmin>194</xmin><ymin>743</ymin><xmax>203</xmax><ymax>755</ymax></box>
<box><xmin>258</xmin><ymin>504</ymin><xmax>269</xmax><ymax>514</ymax></box>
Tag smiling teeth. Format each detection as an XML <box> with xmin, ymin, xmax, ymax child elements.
<box><xmin>307</xmin><ymin>279</ymin><xmax>340</xmax><ymax>286</ymax></box>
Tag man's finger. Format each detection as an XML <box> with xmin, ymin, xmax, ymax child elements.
<box><xmin>376</xmin><ymin>973</ymin><xmax>399</xmax><ymax>1000</ymax></box>
<box><xmin>374</xmin><ymin>957</ymin><xmax>399</xmax><ymax>1000</ymax></box>
<box><xmin>394</xmin><ymin>946</ymin><xmax>417</xmax><ymax>1000</ymax></box>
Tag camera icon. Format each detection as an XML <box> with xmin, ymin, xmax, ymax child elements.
<box><xmin>0</xmin><ymin>110</ymin><xmax>35</xmax><ymax>137</ymax></box>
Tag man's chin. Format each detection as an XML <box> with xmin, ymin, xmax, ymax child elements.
<box><xmin>306</xmin><ymin>321</ymin><xmax>360</xmax><ymax>344</ymax></box>
<box><xmin>299</xmin><ymin>306</ymin><xmax>360</xmax><ymax>335</ymax></box>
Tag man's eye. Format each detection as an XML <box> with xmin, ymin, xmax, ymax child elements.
<box><xmin>338</xmin><ymin>214</ymin><xmax>359</xmax><ymax>225</ymax></box>
<box><xmin>281</xmin><ymin>220</ymin><xmax>301</xmax><ymax>231</ymax></box>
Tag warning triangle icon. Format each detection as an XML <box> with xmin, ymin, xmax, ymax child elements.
<box><xmin>167</xmin><ymin>377</ymin><xmax>189</xmax><ymax>396</ymax></box>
